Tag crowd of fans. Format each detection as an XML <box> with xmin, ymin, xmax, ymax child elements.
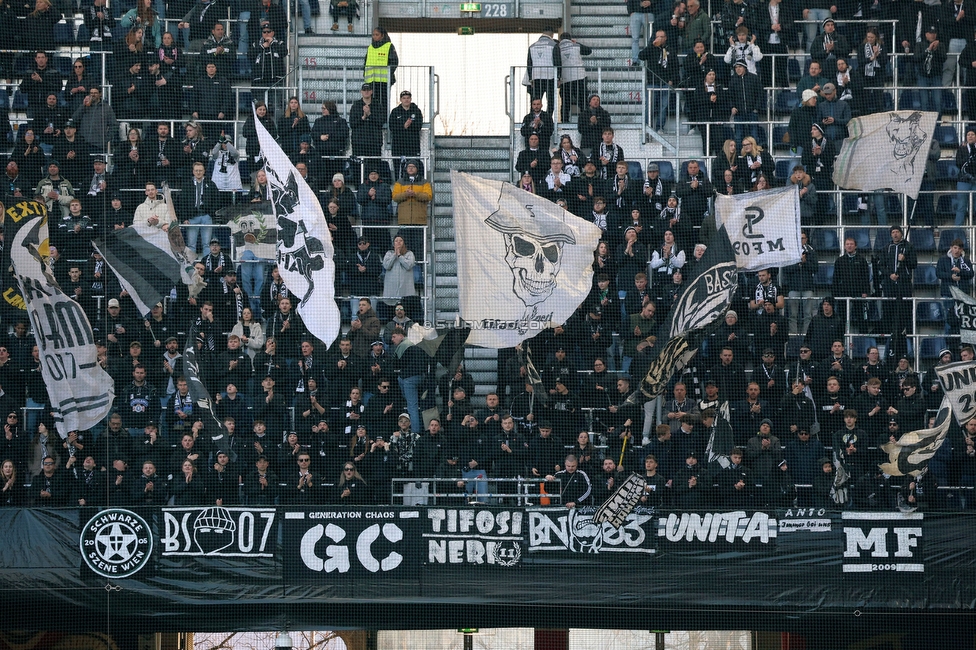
<box><xmin>1</xmin><ymin>2</ymin><xmax>976</xmax><ymax>513</ymax></box>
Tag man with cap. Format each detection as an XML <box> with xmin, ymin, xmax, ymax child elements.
<box><xmin>641</xmin><ymin>162</ymin><xmax>672</xmax><ymax>216</ymax></box>
<box><xmin>52</xmin><ymin>119</ymin><xmax>90</xmax><ymax>187</ymax></box>
<box><xmin>816</xmin><ymin>82</ymin><xmax>851</xmax><ymax>141</ymax></box>
<box><xmin>35</xmin><ymin>160</ymin><xmax>75</xmax><ymax>219</ymax></box>
<box><xmin>81</xmin><ymin>154</ymin><xmax>111</xmax><ymax>218</ymax></box>
<box><xmin>788</xmin><ymin>87</ymin><xmax>820</xmax><ymax>157</ymax></box>
<box><xmin>810</xmin><ymin>17</ymin><xmax>850</xmax><ymax>74</ymax></box>
<box><xmin>350</xmin><ymin>83</ymin><xmax>384</xmax><ymax>159</ymax></box>
<box><xmin>251</xmin><ymin>23</ymin><xmax>288</xmax><ymax>98</ymax></box>
<box><xmin>243</xmin><ymin>453</ymin><xmax>278</xmax><ymax>505</ymax></box>
<box><xmin>832</xmin><ymin>236</ymin><xmax>872</xmax><ymax>329</ymax></box>
<box><xmin>389</xmin><ymin>89</ymin><xmax>423</xmax><ymax>159</ymax></box>
<box><xmin>801</xmin><ymin>122</ymin><xmax>835</xmax><ymax>190</ymax></box>
<box><xmin>355</xmin><ymin>166</ymin><xmax>393</xmax><ymax>226</ymax></box>
<box><xmin>915</xmin><ymin>25</ymin><xmax>947</xmax><ymax>113</ymax></box>
<box><xmin>392</xmin><ymin>160</ymin><xmax>432</xmax><ymax>226</ymax></box>
<box><xmin>566</xmin><ymin>156</ymin><xmax>607</xmax><ymax>216</ymax></box>
<box><xmin>744</xmin><ymin>417</ymin><xmax>783</xmax><ymax>480</ymax></box>
<box><xmin>877</xmin><ymin>224</ymin><xmax>917</xmax><ymax>337</ymax></box>
<box><xmin>515</xmin><ymin>133</ymin><xmax>551</xmax><ymax>189</ymax></box>
<box><xmin>347</xmin><ymin>235</ymin><xmax>383</xmax><ymax>315</ymax></box>
<box><xmin>527</xmin><ymin>27</ymin><xmax>561</xmax><ymax>114</ymax></box>
<box><xmin>726</xmin><ymin>56</ymin><xmax>763</xmax><ymax>143</ymax></box>
<box><xmin>382</xmin><ymin>302</ymin><xmax>414</xmax><ymax>343</ymax></box>
<box><xmin>211</xmin><ymin>267</ymin><xmax>249</xmax><ymax>333</ymax></box>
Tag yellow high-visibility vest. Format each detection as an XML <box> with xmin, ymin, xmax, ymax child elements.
<box><xmin>364</xmin><ymin>42</ymin><xmax>392</xmax><ymax>83</ymax></box>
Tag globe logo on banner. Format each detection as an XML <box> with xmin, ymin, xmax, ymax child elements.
<box><xmin>80</xmin><ymin>509</ymin><xmax>153</xmax><ymax>578</ymax></box>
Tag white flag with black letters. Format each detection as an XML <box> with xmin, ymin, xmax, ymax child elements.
<box><xmin>6</xmin><ymin>202</ymin><xmax>114</xmax><ymax>436</ymax></box>
<box><xmin>713</xmin><ymin>184</ymin><xmax>802</xmax><ymax>272</ymax></box>
<box><xmin>452</xmin><ymin>171</ymin><xmax>603</xmax><ymax>348</ymax></box>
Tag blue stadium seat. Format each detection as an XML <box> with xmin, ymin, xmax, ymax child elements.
<box><xmin>0</xmin><ymin>89</ymin><xmax>9</xmax><ymax>110</ymax></box>
<box><xmin>873</xmin><ymin>227</ymin><xmax>891</xmax><ymax>251</ymax></box>
<box><xmin>844</xmin><ymin>228</ymin><xmax>871</xmax><ymax>251</ymax></box>
<box><xmin>899</xmin><ymin>89</ymin><xmax>920</xmax><ymax>110</ymax></box>
<box><xmin>238</xmin><ymin>91</ymin><xmax>253</xmax><ymax>112</ymax></box>
<box><xmin>886</xmin><ymin>193</ymin><xmax>903</xmax><ymax>220</ymax></box>
<box><xmin>939</xmin><ymin>227</ymin><xmax>969</xmax><ymax>251</ymax></box>
<box><xmin>785</xmin><ymin>335</ymin><xmax>804</xmax><ymax>362</ymax></box>
<box><xmin>942</xmin><ymin>90</ymin><xmax>957</xmax><ymax>113</ymax></box>
<box><xmin>936</xmin><ymin>194</ymin><xmax>955</xmax><ymax>216</ymax></box>
<box><xmin>842</xmin><ymin>193</ymin><xmax>860</xmax><ymax>214</ymax></box>
<box><xmin>76</xmin><ymin>24</ymin><xmax>90</xmax><ymax>42</ymax></box>
<box><xmin>112</xmin><ymin>25</ymin><xmax>127</xmax><ymax>40</ymax></box>
<box><xmin>813</xmin><ymin>262</ymin><xmax>834</xmax><ymax>287</ymax></box>
<box><xmin>627</xmin><ymin>160</ymin><xmax>643</xmax><ymax>180</ymax></box>
<box><xmin>54</xmin><ymin>56</ymin><xmax>71</xmax><ymax>76</ymax></box>
<box><xmin>772</xmin><ymin>125</ymin><xmax>790</xmax><ymax>151</ymax></box>
<box><xmin>908</xmin><ymin>227</ymin><xmax>936</xmax><ymax>252</ymax></box>
<box><xmin>935</xmin><ymin>124</ymin><xmax>958</xmax><ymax>147</ymax></box>
<box><xmin>774</xmin><ymin>91</ymin><xmax>799</xmax><ymax>116</ymax></box>
<box><xmin>13</xmin><ymin>56</ymin><xmax>30</xmax><ymax>76</ymax></box>
<box><xmin>921</xmin><ymin>337</ymin><xmax>948</xmax><ymax>359</ymax></box>
<box><xmin>811</xmin><ymin>228</ymin><xmax>839</xmax><ymax>253</ymax></box>
<box><xmin>882</xmin><ymin>91</ymin><xmax>894</xmax><ymax>112</ymax></box>
<box><xmin>787</xmin><ymin>58</ymin><xmax>801</xmax><ymax>83</ymax></box>
<box><xmin>850</xmin><ymin>336</ymin><xmax>877</xmax><ymax>359</ymax></box>
<box><xmin>53</xmin><ymin>22</ymin><xmax>74</xmax><ymax>44</ymax></box>
<box><xmin>916</xmin><ymin>301</ymin><xmax>944</xmax><ymax>324</ymax></box>
<box><xmin>651</xmin><ymin>160</ymin><xmax>674</xmax><ymax>182</ymax></box>
<box><xmin>11</xmin><ymin>90</ymin><xmax>27</xmax><ymax>110</ymax></box>
<box><xmin>774</xmin><ymin>158</ymin><xmax>800</xmax><ymax>182</ymax></box>
<box><xmin>936</xmin><ymin>160</ymin><xmax>959</xmax><ymax>182</ymax></box>
<box><xmin>914</xmin><ymin>263</ymin><xmax>938</xmax><ymax>288</ymax></box>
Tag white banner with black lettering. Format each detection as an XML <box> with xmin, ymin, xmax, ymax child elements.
<box><xmin>7</xmin><ymin>203</ymin><xmax>113</xmax><ymax>436</ymax></box>
<box><xmin>936</xmin><ymin>360</ymin><xmax>976</xmax><ymax>424</ymax></box>
<box><xmin>452</xmin><ymin>171</ymin><xmax>603</xmax><ymax>348</ymax></box>
<box><xmin>713</xmin><ymin>185</ymin><xmax>802</xmax><ymax>272</ymax></box>
<box><xmin>951</xmin><ymin>286</ymin><xmax>976</xmax><ymax>344</ymax></box>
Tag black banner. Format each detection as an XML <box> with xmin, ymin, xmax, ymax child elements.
<box><xmin>2</xmin><ymin>506</ymin><xmax>975</xmax><ymax>634</ymax></box>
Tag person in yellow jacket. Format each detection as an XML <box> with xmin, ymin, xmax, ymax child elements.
<box><xmin>392</xmin><ymin>160</ymin><xmax>431</xmax><ymax>225</ymax></box>
<box><xmin>364</xmin><ymin>26</ymin><xmax>398</xmax><ymax>118</ymax></box>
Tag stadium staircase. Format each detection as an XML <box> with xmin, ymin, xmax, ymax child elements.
<box><xmin>430</xmin><ymin>135</ymin><xmax>512</xmax><ymax>393</ymax></box>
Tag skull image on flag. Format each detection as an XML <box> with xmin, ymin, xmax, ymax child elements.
<box><xmin>485</xmin><ymin>203</ymin><xmax>577</xmax><ymax>308</ymax></box>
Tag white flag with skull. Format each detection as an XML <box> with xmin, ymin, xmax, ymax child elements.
<box><xmin>452</xmin><ymin>171</ymin><xmax>603</xmax><ymax>348</ymax></box>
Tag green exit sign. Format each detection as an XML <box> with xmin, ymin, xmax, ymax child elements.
<box><xmin>460</xmin><ymin>3</ymin><xmax>481</xmax><ymax>10</ymax></box>
<box><xmin>457</xmin><ymin>26</ymin><xmax>475</xmax><ymax>34</ymax></box>
<box><xmin>457</xmin><ymin>628</ymin><xmax>479</xmax><ymax>634</ymax></box>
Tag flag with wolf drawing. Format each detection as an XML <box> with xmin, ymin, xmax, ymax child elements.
<box><xmin>452</xmin><ymin>171</ymin><xmax>603</xmax><ymax>348</ymax></box>
<box><xmin>832</xmin><ymin>110</ymin><xmax>937</xmax><ymax>200</ymax></box>
<box><xmin>252</xmin><ymin>106</ymin><xmax>340</xmax><ymax>348</ymax></box>
<box><xmin>631</xmin><ymin>225</ymin><xmax>738</xmax><ymax>400</ymax></box>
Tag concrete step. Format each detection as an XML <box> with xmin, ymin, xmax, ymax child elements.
<box><xmin>571</xmin><ymin>4</ymin><xmax>628</xmax><ymax>16</ymax></box>
<box><xmin>436</xmin><ymin>136</ymin><xmax>511</xmax><ymax>149</ymax></box>
<box><xmin>435</xmin><ymin>147</ymin><xmax>511</xmax><ymax>161</ymax></box>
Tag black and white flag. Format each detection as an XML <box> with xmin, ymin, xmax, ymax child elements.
<box><xmin>879</xmin><ymin>396</ymin><xmax>951</xmax><ymax>477</ymax></box>
<box><xmin>182</xmin><ymin>322</ymin><xmax>223</xmax><ymax>433</ymax></box>
<box><xmin>951</xmin><ymin>286</ymin><xmax>976</xmax><ymax>344</ymax></box>
<box><xmin>253</xmin><ymin>106</ymin><xmax>340</xmax><ymax>348</ymax></box>
<box><xmin>713</xmin><ymin>184</ymin><xmax>802</xmax><ymax>272</ymax></box>
<box><xmin>632</xmin><ymin>225</ymin><xmax>738</xmax><ymax>400</ymax></box>
<box><xmin>832</xmin><ymin>111</ymin><xmax>937</xmax><ymax>200</ymax></box>
<box><xmin>452</xmin><ymin>171</ymin><xmax>602</xmax><ymax>348</ymax></box>
<box><xmin>935</xmin><ymin>360</ymin><xmax>976</xmax><ymax>425</ymax></box>
<box><xmin>4</xmin><ymin>200</ymin><xmax>113</xmax><ymax>435</ymax></box>
<box><xmin>592</xmin><ymin>473</ymin><xmax>648</xmax><ymax>529</ymax></box>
